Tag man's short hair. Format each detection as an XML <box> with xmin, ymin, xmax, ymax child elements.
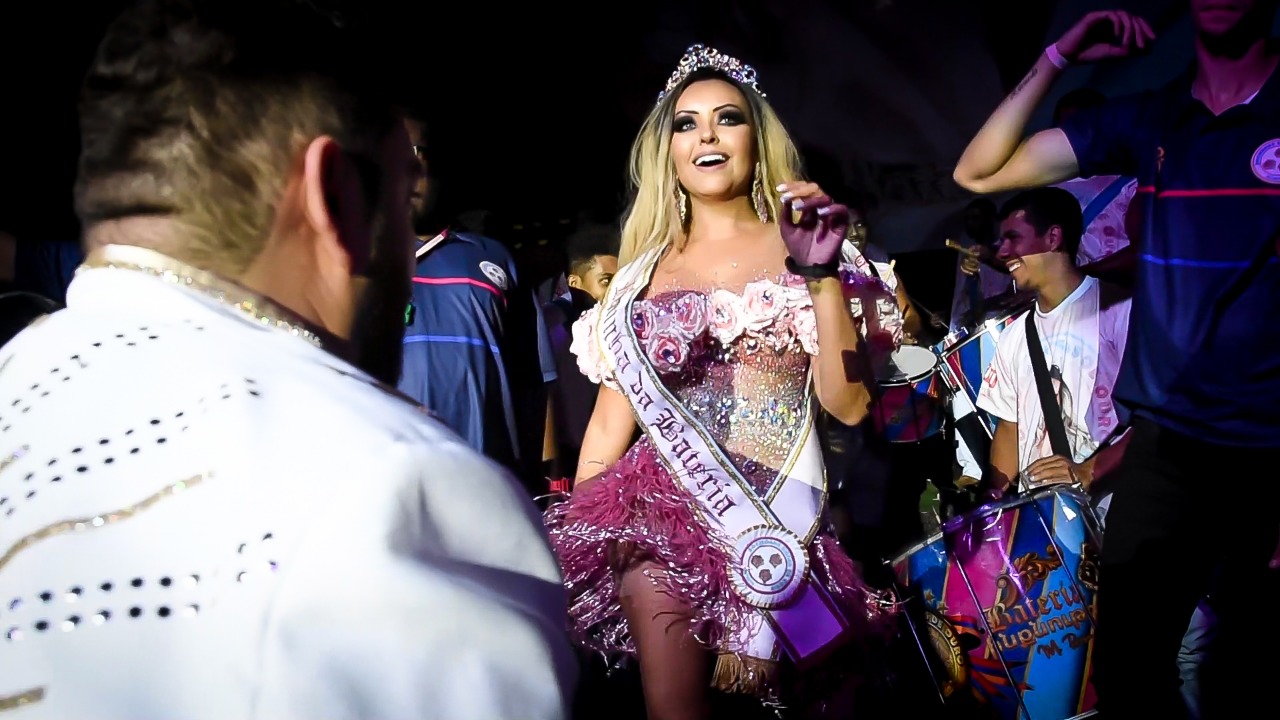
<box><xmin>1053</xmin><ymin>88</ymin><xmax>1107</xmax><ymax>126</ymax></box>
<box><xmin>566</xmin><ymin>224</ymin><xmax>619</xmax><ymax>276</ymax></box>
<box><xmin>76</xmin><ymin>0</ymin><xmax>401</xmax><ymax>274</ymax></box>
<box><xmin>998</xmin><ymin>187</ymin><xmax>1084</xmax><ymax>261</ymax></box>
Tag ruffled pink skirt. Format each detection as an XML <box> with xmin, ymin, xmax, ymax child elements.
<box><xmin>543</xmin><ymin>438</ymin><xmax>896</xmax><ymax>700</ymax></box>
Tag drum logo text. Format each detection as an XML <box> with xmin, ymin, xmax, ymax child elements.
<box><xmin>984</xmin><ymin>546</ymin><xmax>1094</xmax><ymax>653</ymax></box>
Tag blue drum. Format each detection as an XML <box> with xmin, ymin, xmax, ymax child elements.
<box><xmin>934</xmin><ymin>303</ymin><xmax>1027</xmax><ymax>437</ymax></box>
<box><xmin>889</xmin><ymin>486</ymin><xmax>1103</xmax><ymax>719</ymax></box>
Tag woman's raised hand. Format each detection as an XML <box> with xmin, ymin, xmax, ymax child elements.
<box><xmin>778</xmin><ymin>181</ymin><xmax>850</xmax><ymax>267</ymax></box>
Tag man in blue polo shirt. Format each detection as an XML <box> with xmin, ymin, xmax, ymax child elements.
<box><xmin>399</xmin><ymin>112</ymin><xmax>557</xmax><ymax>496</ymax></box>
<box><xmin>953</xmin><ymin>2</ymin><xmax>1279</xmax><ymax>718</ymax></box>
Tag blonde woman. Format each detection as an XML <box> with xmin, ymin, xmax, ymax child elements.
<box><xmin>545</xmin><ymin>45</ymin><xmax>894</xmax><ymax>717</ymax></box>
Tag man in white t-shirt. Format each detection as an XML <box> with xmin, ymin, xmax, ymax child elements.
<box><xmin>975</xmin><ymin>186</ymin><xmax>1214</xmax><ymax>717</ymax></box>
<box><xmin>975</xmin><ymin>186</ymin><xmax>1131</xmax><ymax>494</ymax></box>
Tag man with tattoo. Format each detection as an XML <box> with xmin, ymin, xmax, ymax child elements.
<box><xmin>954</xmin><ymin>3</ymin><xmax>1280</xmax><ymax>717</ymax></box>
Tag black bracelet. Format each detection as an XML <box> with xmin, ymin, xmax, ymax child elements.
<box><xmin>785</xmin><ymin>256</ymin><xmax>840</xmax><ymax>279</ymax></box>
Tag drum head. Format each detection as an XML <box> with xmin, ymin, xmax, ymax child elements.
<box><xmin>880</xmin><ymin>345</ymin><xmax>939</xmax><ymax>383</ymax></box>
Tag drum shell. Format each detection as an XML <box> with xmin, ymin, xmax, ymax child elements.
<box><xmin>871</xmin><ymin>345</ymin><xmax>944</xmax><ymax>443</ymax></box>
<box><xmin>934</xmin><ymin>308</ymin><xmax>1025</xmax><ymax>436</ymax></box>
<box><xmin>889</xmin><ymin>486</ymin><xmax>1102</xmax><ymax>720</ymax></box>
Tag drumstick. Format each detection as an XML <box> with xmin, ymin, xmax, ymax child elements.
<box><xmin>415</xmin><ymin>232</ymin><xmax>448</xmax><ymax>259</ymax></box>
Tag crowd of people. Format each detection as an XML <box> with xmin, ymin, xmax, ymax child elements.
<box><xmin>0</xmin><ymin>1</ymin><xmax>1276</xmax><ymax>719</ymax></box>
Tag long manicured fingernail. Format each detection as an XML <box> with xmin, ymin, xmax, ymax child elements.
<box><xmin>775</xmin><ymin>183</ymin><xmax>788</xmax><ymax>192</ymax></box>
<box><xmin>793</xmin><ymin>200</ymin><xmax>805</xmax><ymax>210</ymax></box>
<box><xmin>780</xmin><ymin>192</ymin><xmax>794</xmax><ymax>203</ymax></box>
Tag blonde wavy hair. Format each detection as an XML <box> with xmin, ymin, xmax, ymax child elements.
<box><xmin>618</xmin><ymin>70</ymin><xmax>805</xmax><ymax>264</ymax></box>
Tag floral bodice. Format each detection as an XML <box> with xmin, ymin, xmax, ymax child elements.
<box><xmin>572</xmin><ymin>276</ymin><xmax>818</xmax><ymax>493</ymax></box>
<box><xmin>570</xmin><ymin>253</ymin><xmax>906</xmax><ymax>493</ymax></box>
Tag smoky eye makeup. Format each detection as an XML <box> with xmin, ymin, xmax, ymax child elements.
<box><xmin>673</xmin><ymin>115</ymin><xmax>697</xmax><ymax>132</ymax></box>
<box><xmin>717</xmin><ymin>108</ymin><xmax>747</xmax><ymax>125</ymax></box>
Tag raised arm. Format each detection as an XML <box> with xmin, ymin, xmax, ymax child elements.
<box><xmin>777</xmin><ymin>185</ymin><xmax>875</xmax><ymax>425</ymax></box>
<box><xmin>953</xmin><ymin>10</ymin><xmax>1155</xmax><ymax>194</ymax></box>
<box><xmin>953</xmin><ymin>65</ymin><xmax>1079</xmax><ymax>193</ymax></box>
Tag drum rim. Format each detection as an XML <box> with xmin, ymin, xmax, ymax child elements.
<box><xmin>941</xmin><ymin>484</ymin><xmax>1092</xmax><ymax>531</ymax></box>
<box><xmin>936</xmin><ymin>304</ymin><xmax>1031</xmax><ymax>356</ymax></box>
<box><xmin>887</xmin><ymin>484</ymin><xmax>1093</xmax><ymax>565</ymax></box>
<box><xmin>878</xmin><ymin>344</ymin><xmax>940</xmax><ymax>384</ymax></box>
<box><xmin>887</xmin><ymin>529</ymin><xmax>947</xmax><ymax>565</ymax></box>
<box><xmin>936</xmin><ymin>324</ymin><xmax>995</xmax><ymax>355</ymax></box>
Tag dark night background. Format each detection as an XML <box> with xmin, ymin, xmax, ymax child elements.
<box><xmin>1</xmin><ymin>0</ymin><xmax>1270</xmax><ymax>316</ymax></box>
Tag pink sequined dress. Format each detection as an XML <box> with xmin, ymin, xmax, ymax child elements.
<box><xmin>543</xmin><ymin>274</ymin><xmax>893</xmax><ymax>699</ymax></box>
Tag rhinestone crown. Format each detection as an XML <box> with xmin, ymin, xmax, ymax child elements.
<box><xmin>658</xmin><ymin>44</ymin><xmax>765</xmax><ymax>102</ymax></box>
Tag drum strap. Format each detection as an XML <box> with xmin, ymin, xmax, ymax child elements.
<box><xmin>1024</xmin><ymin>311</ymin><xmax>1074</xmax><ymax>458</ymax></box>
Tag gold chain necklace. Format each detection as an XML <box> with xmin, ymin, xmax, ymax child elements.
<box><xmin>79</xmin><ymin>245</ymin><xmax>326</xmax><ymax>349</ymax></box>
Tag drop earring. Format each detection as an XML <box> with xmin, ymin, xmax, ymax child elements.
<box><xmin>676</xmin><ymin>185</ymin><xmax>690</xmax><ymax>227</ymax></box>
<box><xmin>752</xmin><ymin>163</ymin><xmax>769</xmax><ymax>223</ymax></box>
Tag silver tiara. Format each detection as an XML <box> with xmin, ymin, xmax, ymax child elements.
<box><xmin>658</xmin><ymin>44</ymin><xmax>765</xmax><ymax>102</ymax></box>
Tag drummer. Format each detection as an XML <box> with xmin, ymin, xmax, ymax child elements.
<box><xmin>842</xmin><ymin>195</ymin><xmax>923</xmax><ymax>345</ymax></box>
<box><xmin>973</xmin><ymin>187</ymin><xmax>1131</xmax><ymax>498</ymax></box>
<box><xmin>974</xmin><ymin>186</ymin><xmax>1216</xmax><ymax>717</ymax></box>
<box><xmin>948</xmin><ymin>197</ymin><xmax>1014</xmax><ymax>333</ymax></box>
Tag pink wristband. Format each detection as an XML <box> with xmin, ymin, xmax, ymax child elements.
<box><xmin>1045</xmin><ymin>43</ymin><xmax>1070</xmax><ymax>69</ymax></box>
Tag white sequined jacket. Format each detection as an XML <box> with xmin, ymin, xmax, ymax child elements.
<box><xmin>0</xmin><ymin>247</ymin><xmax>575</xmax><ymax>719</ymax></box>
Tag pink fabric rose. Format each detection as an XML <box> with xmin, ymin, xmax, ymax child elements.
<box><xmin>709</xmin><ymin>289</ymin><xmax>746</xmax><ymax>345</ymax></box>
<box><xmin>740</xmin><ymin>281</ymin><xmax>785</xmax><ymax>331</ymax></box>
<box><xmin>668</xmin><ymin>293</ymin><xmax>710</xmax><ymax>341</ymax></box>
<box><xmin>631</xmin><ymin>302</ymin><xmax>657</xmax><ymax>341</ymax></box>
<box><xmin>779</xmin><ymin>284</ymin><xmax>812</xmax><ymax>309</ymax></box>
<box><xmin>763</xmin><ymin>309</ymin><xmax>797</xmax><ymax>351</ymax></box>
<box><xmin>646</xmin><ymin>330</ymin><xmax>689</xmax><ymax>374</ymax></box>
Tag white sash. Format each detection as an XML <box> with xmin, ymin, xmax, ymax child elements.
<box><xmin>597</xmin><ymin>247</ymin><xmax>848</xmax><ymax>663</ymax></box>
